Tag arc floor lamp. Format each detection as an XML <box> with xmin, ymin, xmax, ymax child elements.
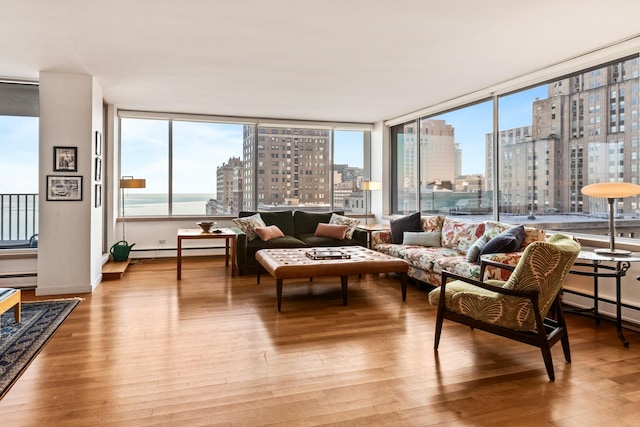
<box><xmin>581</xmin><ymin>182</ymin><xmax>640</xmax><ymax>255</ymax></box>
<box><xmin>120</xmin><ymin>176</ymin><xmax>146</xmax><ymax>241</ymax></box>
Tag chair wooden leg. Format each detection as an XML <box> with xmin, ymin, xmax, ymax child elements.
<box><xmin>434</xmin><ymin>309</ymin><xmax>444</xmax><ymax>351</ymax></box>
<box><xmin>540</xmin><ymin>342</ymin><xmax>555</xmax><ymax>382</ymax></box>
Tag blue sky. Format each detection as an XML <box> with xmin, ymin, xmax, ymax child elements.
<box><xmin>0</xmin><ymin>116</ymin><xmax>39</xmax><ymax>193</ymax></box>
<box><xmin>433</xmin><ymin>85</ymin><xmax>548</xmax><ymax>175</ymax></box>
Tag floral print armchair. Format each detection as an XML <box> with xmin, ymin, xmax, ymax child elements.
<box><xmin>428</xmin><ymin>233</ymin><xmax>581</xmax><ymax>381</ymax></box>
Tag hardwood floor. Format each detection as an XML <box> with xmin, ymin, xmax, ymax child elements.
<box><xmin>2</xmin><ymin>258</ymin><xmax>640</xmax><ymax>426</ymax></box>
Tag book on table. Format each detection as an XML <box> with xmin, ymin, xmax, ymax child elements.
<box><xmin>305</xmin><ymin>250</ymin><xmax>351</xmax><ymax>260</ymax></box>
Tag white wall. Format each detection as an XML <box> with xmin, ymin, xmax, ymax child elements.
<box><xmin>37</xmin><ymin>72</ymin><xmax>103</xmax><ymax>295</ymax></box>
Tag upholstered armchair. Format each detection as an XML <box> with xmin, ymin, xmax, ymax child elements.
<box><xmin>428</xmin><ymin>233</ymin><xmax>581</xmax><ymax>381</ymax></box>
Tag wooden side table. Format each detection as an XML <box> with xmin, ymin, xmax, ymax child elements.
<box><xmin>177</xmin><ymin>228</ymin><xmax>237</xmax><ymax>279</ymax></box>
<box><xmin>356</xmin><ymin>223</ymin><xmax>390</xmax><ymax>248</ymax></box>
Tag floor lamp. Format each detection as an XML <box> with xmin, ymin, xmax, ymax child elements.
<box><xmin>581</xmin><ymin>182</ymin><xmax>640</xmax><ymax>256</ymax></box>
<box><xmin>361</xmin><ymin>181</ymin><xmax>382</xmax><ymax>224</ymax></box>
<box><xmin>120</xmin><ymin>176</ymin><xmax>146</xmax><ymax>242</ymax></box>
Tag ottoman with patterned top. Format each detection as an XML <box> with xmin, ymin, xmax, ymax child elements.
<box><xmin>255</xmin><ymin>246</ymin><xmax>409</xmax><ymax>311</ymax></box>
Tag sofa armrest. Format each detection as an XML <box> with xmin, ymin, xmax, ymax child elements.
<box><xmin>479</xmin><ymin>251</ymin><xmax>523</xmax><ymax>281</ymax></box>
<box><xmin>231</xmin><ymin>227</ymin><xmax>248</xmax><ymax>269</ymax></box>
<box><xmin>351</xmin><ymin>228</ymin><xmax>368</xmax><ymax>247</ymax></box>
<box><xmin>371</xmin><ymin>230</ymin><xmax>392</xmax><ymax>249</ymax></box>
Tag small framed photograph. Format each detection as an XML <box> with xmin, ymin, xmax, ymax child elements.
<box><xmin>53</xmin><ymin>146</ymin><xmax>77</xmax><ymax>172</ymax></box>
<box><xmin>95</xmin><ymin>157</ymin><xmax>102</xmax><ymax>182</ymax></box>
<box><xmin>95</xmin><ymin>131</ymin><xmax>102</xmax><ymax>156</ymax></box>
<box><xmin>46</xmin><ymin>175</ymin><xmax>83</xmax><ymax>201</ymax></box>
<box><xmin>95</xmin><ymin>184</ymin><xmax>102</xmax><ymax>208</ymax></box>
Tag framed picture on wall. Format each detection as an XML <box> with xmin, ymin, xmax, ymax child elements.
<box><xmin>95</xmin><ymin>157</ymin><xmax>102</xmax><ymax>182</ymax></box>
<box><xmin>95</xmin><ymin>131</ymin><xmax>102</xmax><ymax>156</ymax></box>
<box><xmin>46</xmin><ymin>175</ymin><xmax>83</xmax><ymax>201</ymax></box>
<box><xmin>53</xmin><ymin>146</ymin><xmax>77</xmax><ymax>172</ymax></box>
<box><xmin>95</xmin><ymin>183</ymin><xmax>102</xmax><ymax>208</ymax></box>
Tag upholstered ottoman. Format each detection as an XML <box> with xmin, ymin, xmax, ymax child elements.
<box><xmin>255</xmin><ymin>246</ymin><xmax>409</xmax><ymax>311</ymax></box>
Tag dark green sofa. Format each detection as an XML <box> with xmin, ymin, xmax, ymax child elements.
<box><xmin>232</xmin><ymin>210</ymin><xmax>366</xmax><ymax>275</ymax></box>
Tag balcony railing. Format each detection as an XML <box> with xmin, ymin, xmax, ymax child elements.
<box><xmin>0</xmin><ymin>193</ymin><xmax>38</xmax><ymax>248</ymax></box>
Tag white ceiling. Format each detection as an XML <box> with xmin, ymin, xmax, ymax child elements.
<box><xmin>2</xmin><ymin>0</ymin><xmax>640</xmax><ymax>124</ymax></box>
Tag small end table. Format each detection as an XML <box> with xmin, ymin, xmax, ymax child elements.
<box><xmin>567</xmin><ymin>250</ymin><xmax>640</xmax><ymax>347</ymax></box>
<box><xmin>356</xmin><ymin>223</ymin><xmax>390</xmax><ymax>248</ymax></box>
<box><xmin>177</xmin><ymin>228</ymin><xmax>237</xmax><ymax>279</ymax></box>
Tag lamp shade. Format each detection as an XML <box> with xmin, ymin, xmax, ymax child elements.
<box><xmin>361</xmin><ymin>181</ymin><xmax>382</xmax><ymax>191</ymax></box>
<box><xmin>581</xmin><ymin>182</ymin><xmax>640</xmax><ymax>198</ymax></box>
<box><xmin>120</xmin><ymin>177</ymin><xmax>146</xmax><ymax>189</ymax></box>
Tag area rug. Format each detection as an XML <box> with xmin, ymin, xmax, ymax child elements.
<box><xmin>0</xmin><ymin>298</ymin><xmax>81</xmax><ymax>399</ymax></box>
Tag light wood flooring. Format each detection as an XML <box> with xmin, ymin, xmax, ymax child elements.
<box><xmin>2</xmin><ymin>257</ymin><xmax>640</xmax><ymax>426</ymax></box>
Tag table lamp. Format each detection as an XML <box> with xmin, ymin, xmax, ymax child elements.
<box><xmin>581</xmin><ymin>182</ymin><xmax>640</xmax><ymax>255</ymax></box>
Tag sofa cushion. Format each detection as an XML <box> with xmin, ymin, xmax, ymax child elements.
<box><xmin>293</xmin><ymin>211</ymin><xmax>340</xmax><ymax>236</ymax></box>
<box><xmin>390</xmin><ymin>212</ymin><xmax>422</xmax><ymax>244</ymax></box>
<box><xmin>329</xmin><ymin>213</ymin><xmax>360</xmax><ymax>239</ymax></box>
<box><xmin>402</xmin><ymin>231</ymin><xmax>441</xmax><ymax>247</ymax></box>
<box><xmin>297</xmin><ymin>233</ymin><xmax>362</xmax><ymax>247</ymax></box>
<box><xmin>314</xmin><ymin>223</ymin><xmax>348</xmax><ymax>240</ymax></box>
<box><xmin>233</xmin><ymin>213</ymin><xmax>266</xmax><ymax>241</ymax></box>
<box><xmin>440</xmin><ymin>218</ymin><xmax>485</xmax><ymax>253</ymax></box>
<box><xmin>248</xmin><ymin>235</ymin><xmax>307</xmax><ymax>257</ymax></box>
<box><xmin>240</xmin><ymin>211</ymin><xmax>295</xmax><ymax>236</ymax></box>
<box><xmin>255</xmin><ymin>225</ymin><xmax>285</xmax><ymax>241</ymax></box>
<box><xmin>403</xmin><ymin>246</ymin><xmax>459</xmax><ymax>272</ymax></box>
<box><xmin>479</xmin><ymin>225</ymin><xmax>525</xmax><ymax>256</ymax></box>
<box><xmin>466</xmin><ymin>235</ymin><xmax>489</xmax><ymax>262</ymax></box>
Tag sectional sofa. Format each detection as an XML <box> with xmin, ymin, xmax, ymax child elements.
<box><xmin>371</xmin><ymin>215</ymin><xmax>546</xmax><ymax>287</ymax></box>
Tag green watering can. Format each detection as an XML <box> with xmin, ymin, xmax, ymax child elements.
<box><xmin>110</xmin><ymin>240</ymin><xmax>135</xmax><ymax>262</ymax></box>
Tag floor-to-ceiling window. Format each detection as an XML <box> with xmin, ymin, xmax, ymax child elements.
<box><xmin>0</xmin><ymin>82</ymin><xmax>39</xmax><ymax>246</ymax></box>
<box><xmin>391</xmin><ymin>55</ymin><xmax>640</xmax><ymax>238</ymax></box>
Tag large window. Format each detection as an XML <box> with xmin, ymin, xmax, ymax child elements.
<box><xmin>120</xmin><ymin>116</ymin><xmax>370</xmax><ymax>216</ymax></box>
<box><xmin>392</xmin><ymin>102</ymin><xmax>492</xmax><ymax>216</ymax></box>
<box><xmin>391</xmin><ymin>55</ymin><xmax>640</xmax><ymax>238</ymax></box>
<box><xmin>0</xmin><ymin>83</ymin><xmax>39</xmax><ymax>244</ymax></box>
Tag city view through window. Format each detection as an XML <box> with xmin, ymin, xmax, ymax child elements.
<box><xmin>392</xmin><ymin>56</ymin><xmax>640</xmax><ymax>237</ymax></box>
<box><xmin>120</xmin><ymin>118</ymin><xmax>367</xmax><ymax>216</ymax></box>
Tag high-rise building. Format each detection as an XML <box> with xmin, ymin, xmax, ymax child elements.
<box><xmin>243</xmin><ymin>126</ymin><xmax>332</xmax><ymax>211</ymax></box>
<box><xmin>215</xmin><ymin>156</ymin><xmax>243</xmax><ymax>214</ymax></box>
<box><xmin>486</xmin><ymin>57</ymin><xmax>640</xmax><ymax>215</ymax></box>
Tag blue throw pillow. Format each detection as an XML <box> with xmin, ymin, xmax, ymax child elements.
<box><xmin>479</xmin><ymin>225</ymin><xmax>525</xmax><ymax>256</ymax></box>
<box><xmin>390</xmin><ymin>212</ymin><xmax>422</xmax><ymax>244</ymax></box>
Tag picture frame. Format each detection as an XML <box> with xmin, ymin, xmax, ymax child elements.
<box><xmin>95</xmin><ymin>184</ymin><xmax>102</xmax><ymax>208</ymax></box>
<box><xmin>95</xmin><ymin>131</ymin><xmax>102</xmax><ymax>156</ymax></box>
<box><xmin>53</xmin><ymin>146</ymin><xmax>78</xmax><ymax>172</ymax></box>
<box><xmin>95</xmin><ymin>157</ymin><xmax>102</xmax><ymax>182</ymax></box>
<box><xmin>46</xmin><ymin>175</ymin><xmax>83</xmax><ymax>201</ymax></box>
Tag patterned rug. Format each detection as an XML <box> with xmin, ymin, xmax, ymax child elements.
<box><xmin>0</xmin><ymin>298</ymin><xmax>81</xmax><ymax>399</ymax></box>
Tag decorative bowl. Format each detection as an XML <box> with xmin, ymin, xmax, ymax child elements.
<box><xmin>197</xmin><ymin>221</ymin><xmax>214</xmax><ymax>232</ymax></box>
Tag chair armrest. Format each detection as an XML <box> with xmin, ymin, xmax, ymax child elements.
<box><xmin>441</xmin><ymin>269</ymin><xmax>539</xmax><ymax>300</ymax></box>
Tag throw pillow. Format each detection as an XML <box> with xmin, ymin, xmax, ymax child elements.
<box><xmin>254</xmin><ymin>225</ymin><xmax>285</xmax><ymax>241</ymax></box>
<box><xmin>402</xmin><ymin>231</ymin><xmax>441</xmax><ymax>247</ymax></box>
<box><xmin>232</xmin><ymin>213</ymin><xmax>266</xmax><ymax>241</ymax></box>
<box><xmin>479</xmin><ymin>225</ymin><xmax>525</xmax><ymax>256</ymax></box>
<box><xmin>466</xmin><ymin>235</ymin><xmax>489</xmax><ymax>262</ymax></box>
<box><xmin>329</xmin><ymin>213</ymin><xmax>360</xmax><ymax>239</ymax></box>
<box><xmin>314</xmin><ymin>223</ymin><xmax>348</xmax><ymax>240</ymax></box>
<box><xmin>390</xmin><ymin>212</ymin><xmax>422</xmax><ymax>244</ymax></box>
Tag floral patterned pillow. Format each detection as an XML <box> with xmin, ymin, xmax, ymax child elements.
<box><xmin>421</xmin><ymin>215</ymin><xmax>444</xmax><ymax>232</ymax></box>
<box><xmin>329</xmin><ymin>213</ymin><xmax>360</xmax><ymax>239</ymax></box>
<box><xmin>232</xmin><ymin>213</ymin><xmax>266</xmax><ymax>241</ymax></box>
<box><xmin>440</xmin><ymin>218</ymin><xmax>485</xmax><ymax>253</ymax></box>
